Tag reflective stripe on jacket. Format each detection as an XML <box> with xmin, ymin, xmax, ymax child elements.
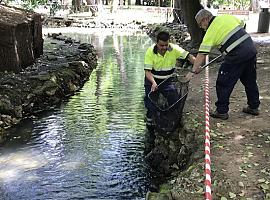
<box><xmin>199</xmin><ymin>14</ymin><xmax>246</xmax><ymax>54</ymax></box>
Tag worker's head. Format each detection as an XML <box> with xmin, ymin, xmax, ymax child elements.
<box><xmin>156</xmin><ymin>31</ymin><xmax>170</xmax><ymax>55</ymax></box>
<box><xmin>195</xmin><ymin>9</ymin><xmax>213</xmax><ymax>31</ymax></box>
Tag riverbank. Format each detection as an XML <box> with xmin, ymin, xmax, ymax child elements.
<box><xmin>0</xmin><ymin>35</ymin><xmax>98</xmax><ymax>143</ymax></box>
<box><xmin>144</xmin><ymin>24</ymin><xmax>270</xmax><ymax>200</ymax></box>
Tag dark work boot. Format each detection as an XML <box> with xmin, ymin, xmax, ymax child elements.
<box><xmin>210</xmin><ymin>110</ymin><xmax>229</xmax><ymax>120</ymax></box>
<box><xmin>242</xmin><ymin>106</ymin><xmax>259</xmax><ymax>116</ymax></box>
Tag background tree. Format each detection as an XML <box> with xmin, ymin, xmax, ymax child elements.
<box><xmin>250</xmin><ymin>0</ymin><xmax>259</xmax><ymax>12</ymax></box>
<box><xmin>72</xmin><ymin>0</ymin><xmax>81</xmax><ymax>12</ymax></box>
<box><xmin>135</xmin><ymin>0</ymin><xmax>141</xmax><ymax>5</ymax></box>
<box><xmin>173</xmin><ymin>0</ymin><xmax>183</xmax><ymax>22</ymax></box>
<box><xmin>86</xmin><ymin>0</ymin><xmax>98</xmax><ymax>16</ymax></box>
<box><xmin>174</xmin><ymin>0</ymin><xmax>204</xmax><ymax>48</ymax></box>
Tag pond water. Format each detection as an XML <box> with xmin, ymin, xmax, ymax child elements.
<box><xmin>0</xmin><ymin>28</ymin><xmax>154</xmax><ymax>200</ymax></box>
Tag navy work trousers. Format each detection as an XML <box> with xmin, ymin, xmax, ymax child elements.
<box><xmin>215</xmin><ymin>56</ymin><xmax>260</xmax><ymax>114</ymax></box>
<box><xmin>144</xmin><ymin>77</ymin><xmax>178</xmax><ymax>118</ymax></box>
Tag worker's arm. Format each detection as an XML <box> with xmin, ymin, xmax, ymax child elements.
<box><xmin>187</xmin><ymin>53</ymin><xmax>196</xmax><ymax>64</ymax></box>
<box><xmin>145</xmin><ymin>70</ymin><xmax>158</xmax><ymax>91</ymax></box>
<box><xmin>192</xmin><ymin>53</ymin><xmax>207</xmax><ymax>73</ymax></box>
<box><xmin>185</xmin><ymin>53</ymin><xmax>207</xmax><ymax>80</ymax></box>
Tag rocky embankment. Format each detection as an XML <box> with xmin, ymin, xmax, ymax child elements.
<box><xmin>140</xmin><ymin>23</ymin><xmax>207</xmax><ymax>200</ymax></box>
<box><xmin>144</xmin><ymin>23</ymin><xmax>270</xmax><ymax>200</ymax></box>
<box><xmin>43</xmin><ymin>16</ymin><xmax>144</xmax><ymax>30</ymax></box>
<box><xmin>141</xmin><ymin>22</ymin><xmax>190</xmax><ymax>47</ymax></box>
<box><xmin>0</xmin><ymin>34</ymin><xmax>98</xmax><ymax>143</ymax></box>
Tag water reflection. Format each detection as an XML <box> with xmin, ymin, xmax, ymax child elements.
<box><xmin>0</xmin><ymin>29</ymin><xmax>154</xmax><ymax>199</ymax></box>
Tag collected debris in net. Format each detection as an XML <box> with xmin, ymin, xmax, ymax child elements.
<box><xmin>147</xmin><ymin>75</ymin><xmax>189</xmax><ymax>133</ymax></box>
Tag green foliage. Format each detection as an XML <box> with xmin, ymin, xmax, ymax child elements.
<box><xmin>7</xmin><ymin>0</ymin><xmax>48</xmax><ymax>10</ymax></box>
<box><xmin>49</xmin><ymin>1</ymin><xmax>61</xmax><ymax>16</ymax></box>
<box><xmin>26</xmin><ymin>0</ymin><xmax>48</xmax><ymax>9</ymax></box>
<box><xmin>207</xmin><ymin>0</ymin><xmax>250</xmax><ymax>9</ymax></box>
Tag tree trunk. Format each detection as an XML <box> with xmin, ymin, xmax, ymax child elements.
<box><xmin>135</xmin><ymin>0</ymin><xmax>141</xmax><ymax>5</ymax></box>
<box><xmin>250</xmin><ymin>0</ymin><xmax>259</xmax><ymax>12</ymax></box>
<box><xmin>176</xmin><ymin>0</ymin><xmax>204</xmax><ymax>48</ymax></box>
<box><xmin>86</xmin><ymin>0</ymin><xmax>97</xmax><ymax>16</ymax></box>
<box><xmin>31</xmin><ymin>13</ymin><xmax>43</xmax><ymax>59</ymax></box>
<box><xmin>173</xmin><ymin>0</ymin><xmax>183</xmax><ymax>23</ymax></box>
<box><xmin>73</xmin><ymin>0</ymin><xmax>81</xmax><ymax>12</ymax></box>
<box><xmin>111</xmin><ymin>0</ymin><xmax>118</xmax><ymax>13</ymax></box>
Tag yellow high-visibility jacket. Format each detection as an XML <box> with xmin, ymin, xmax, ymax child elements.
<box><xmin>199</xmin><ymin>14</ymin><xmax>245</xmax><ymax>54</ymax></box>
<box><xmin>144</xmin><ymin>43</ymin><xmax>189</xmax><ymax>79</ymax></box>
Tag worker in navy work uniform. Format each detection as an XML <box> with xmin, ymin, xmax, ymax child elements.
<box><xmin>144</xmin><ymin>31</ymin><xmax>195</xmax><ymax>126</ymax></box>
<box><xmin>186</xmin><ymin>9</ymin><xmax>260</xmax><ymax>120</ymax></box>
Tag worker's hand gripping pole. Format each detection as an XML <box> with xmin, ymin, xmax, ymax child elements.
<box><xmin>196</xmin><ymin>54</ymin><xmax>223</xmax><ymax>74</ymax></box>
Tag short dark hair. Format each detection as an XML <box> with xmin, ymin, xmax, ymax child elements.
<box><xmin>157</xmin><ymin>31</ymin><xmax>170</xmax><ymax>42</ymax></box>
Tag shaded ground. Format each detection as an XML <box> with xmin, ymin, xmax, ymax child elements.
<box><xmin>163</xmin><ymin>34</ymin><xmax>270</xmax><ymax>200</ymax></box>
<box><xmin>208</xmin><ymin>38</ymin><xmax>270</xmax><ymax>199</ymax></box>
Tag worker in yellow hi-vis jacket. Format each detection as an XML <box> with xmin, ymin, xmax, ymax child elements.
<box><xmin>187</xmin><ymin>9</ymin><xmax>260</xmax><ymax>120</ymax></box>
<box><xmin>144</xmin><ymin>31</ymin><xmax>195</xmax><ymax>126</ymax></box>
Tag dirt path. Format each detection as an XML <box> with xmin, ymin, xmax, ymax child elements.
<box><xmin>182</xmin><ymin>38</ymin><xmax>270</xmax><ymax>199</ymax></box>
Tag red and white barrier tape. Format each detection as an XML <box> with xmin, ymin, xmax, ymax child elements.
<box><xmin>204</xmin><ymin>56</ymin><xmax>212</xmax><ymax>200</ymax></box>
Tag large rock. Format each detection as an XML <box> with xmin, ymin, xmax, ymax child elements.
<box><xmin>0</xmin><ymin>5</ymin><xmax>43</xmax><ymax>72</ymax></box>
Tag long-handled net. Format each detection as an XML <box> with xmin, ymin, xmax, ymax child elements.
<box><xmin>148</xmin><ymin>75</ymin><xmax>189</xmax><ymax>133</ymax></box>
